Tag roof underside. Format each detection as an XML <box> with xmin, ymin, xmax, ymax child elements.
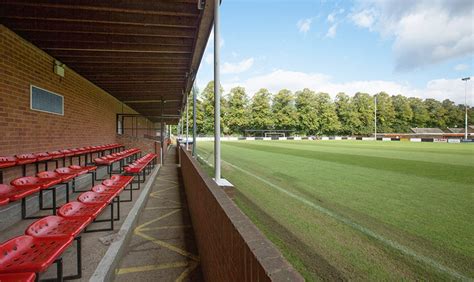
<box><xmin>0</xmin><ymin>0</ymin><xmax>214</xmax><ymax>124</ymax></box>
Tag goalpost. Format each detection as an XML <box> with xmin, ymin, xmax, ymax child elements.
<box><xmin>264</xmin><ymin>132</ymin><xmax>286</xmax><ymax>138</ymax></box>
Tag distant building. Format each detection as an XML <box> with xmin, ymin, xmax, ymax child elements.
<box><xmin>410</xmin><ymin>128</ymin><xmax>445</xmax><ymax>134</ymax></box>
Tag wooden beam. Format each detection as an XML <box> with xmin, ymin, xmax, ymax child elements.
<box><xmin>4</xmin><ymin>19</ymin><xmax>196</xmax><ymax>38</ymax></box>
<box><xmin>46</xmin><ymin>50</ymin><xmax>192</xmax><ymax>59</ymax></box>
<box><xmin>1</xmin><ymin>5</ymin><xmax>199</xmax><ymax>28</ymax></box>
<box><xmin>34</xmin><ymin>41</ymin><xmax>192</xmax><ymax>53</ymax></box>
<box><xmin>22</xmin><ymin>31</ymin><xmax>195</xmax><ymax>46</ymax></box>
<box><xmin>2</xmin><ymin>1</ymin><xmax>200</xmax><ymax>17</ymax></box>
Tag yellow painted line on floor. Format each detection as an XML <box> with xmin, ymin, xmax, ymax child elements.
<box><xmin>135</xmin><ymin>230</ymin><xmax>200</xmax><ymax>261</ymax></box>
<box><xmin>135</xmin><ymin>209</ymin><xmax>181</xmax><ymax>231</ymax></box>
<box><xmin>140</xmin><ymin>225</ymin><xmax>191</xmax><ymax>231</ymax></box>
<box><xmin>116</xmin><ymin>261</ymin><xmax>188</xmax><ymax>275</ymax></box>
<box><xmin>176</xmin><ymin>260</ymin><xmax>199</xmax><ymax>282</ymax></box>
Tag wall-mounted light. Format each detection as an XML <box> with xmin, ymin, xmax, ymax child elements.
<box><xmin>54</xmin><ymin>60</ymin><xmax>65</xmax><ymax>77</ymax></box>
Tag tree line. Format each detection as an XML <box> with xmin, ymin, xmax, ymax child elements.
<box><xmin>184</xmin><ymin>81</ymin><xmax>473</xmax><ymax>136</ymax></box>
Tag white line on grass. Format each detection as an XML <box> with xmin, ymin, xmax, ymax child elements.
<box><xmin>196</xmin><ymin>153</ymin><xmax>470</xmax><ymax>281</ymax></box>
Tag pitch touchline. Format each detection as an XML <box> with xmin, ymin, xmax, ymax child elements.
<box><xmin>196</xmin><ymin>153</ymin><xmax>469</xmax><ymax>281</ymax></box>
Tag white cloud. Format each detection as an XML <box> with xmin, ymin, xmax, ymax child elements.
<box><xmin>326</xmin><ymin>24</ymin><xmax>338</xmax><ymax>38</ymax></box>
<box><xmin>222</xmin><ymin>58</ymin><xmax>254</xmax><ymax>74</ymax></box>
<box><xmin>454</xmin><ymin>64</ymin><xmax>470</xmax><ymax>71</ymax></box>
<box><xmin>350</xmin><ymin>9</ymin><xmax>376</xmax><ymax>28</ymax></box>
<box><xmin>349</xmin><ymin>0</ymin><xmax>474</xmax><ymax>70</ymax></box>
<box><xmin>327</xmin><ymin>13</ymin><xmax>335</xmax><ymax>23</ymax></box>
<box><xmin>221</xmin><ymin>69</ymin><xmax>473</xmax><ymax>105</ymax></box>
<box><xmin>297</xmin><ymin>18</ymin><xmax>313</xmax><ymax>34</ymax></box>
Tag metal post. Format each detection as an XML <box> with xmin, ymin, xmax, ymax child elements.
<box><xmin>192</xmin><ymin>86</ymin><xmax>197</xmax><ymax>157</ymax></box>
<box><xmin>462</xmin><ymin>77</ymin><xmax>470</xmax><ymax>140</ymax></box>
<box><xmin>160</xmin><ymin>98</ymin><xmax>164</xmax><ymax>165</ymax></box>
<box><xmin>186</xmin><ymin>93</ymin><xmax>189</xmax><ymax>151</ymax></box>
<box><xmin>374</xmin><ymin>94</ymin><xmax>377</xmax><ymax>140</ymax></box>
<box><xmin>214</xmin><ymin>0</ymin><xmax>221</xmax><ymax>181</ymax></box>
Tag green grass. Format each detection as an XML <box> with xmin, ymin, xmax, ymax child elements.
<box><xmin>196</xmin><ymin>140</ymin><xmax>474</xmax><ymax>281</ymax></box>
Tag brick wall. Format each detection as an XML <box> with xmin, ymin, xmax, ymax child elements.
<box><xmin>0</xmin><ymin>25</ymin><xmax>152</xmax><ymax>183</ymax></box>
<box><xmin>179</xmin><ymin>147</ymin><xmax>304</xmax><ymax>281</ymax></box>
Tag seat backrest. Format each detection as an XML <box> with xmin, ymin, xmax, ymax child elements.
<box><xmin>0</xmin><ymin>235</ymin><xmax>34</xmax><ymax>266</ymax></box>
<box><xmin>0</xmin><ymin>156</ymin><xmax>17</xmax><ymax>163</ymax></box>
<box><xmin>91</xmin><ymin>184</ymin><xmax>109</xmax><ymax>193</ymax></box>
<box><xmin>37</xmin><ymin>171</ymin><xmax>59</xmax><ymax>178</ymax></box>
<box><xmin>25</xmin><ymin>216</ymin><xmax>63</xmax><ymax>237</ymax></box>
<box><xmin>34</xmin><ymin>152</ymin><xmax>49</xmax><ymax>157</ymax></box>
<box><xmin>55</xmin><ymin>167</ymin><xmax>73</xmax><ymax>174</ymax></box>
<box><xmin>11</xmin><ymin>177</ymin><xmax>39</xmax><ymax>186</ymax></box>
<box><xmin>16</xmin><ymin>154</ymin><xmax>36</xmax><ymax>159</ymax></box>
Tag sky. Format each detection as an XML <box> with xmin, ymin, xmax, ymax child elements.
<box><xmin>195</xmin><ymin>0</ymin><xmax>474</xmax><ymax>105</ymax></box>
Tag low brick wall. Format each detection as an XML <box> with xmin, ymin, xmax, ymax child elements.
<box><xmin>179</xmin><ymin>147</ymin><xmax>303</xmax><ymax>281</ymax></box>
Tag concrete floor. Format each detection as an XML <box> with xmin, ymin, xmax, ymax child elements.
<box><xmin>115</xmin><ymin>149</ymin><xmax>203</xmax><ymax>282</ymax></box>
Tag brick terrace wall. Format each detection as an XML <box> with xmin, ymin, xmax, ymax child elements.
<box><xmin>116</xmin><ymin>135</ymin><xmax>158</xmax><ymax>155</ymax></box>
<box><xmin>179</xmin><ymin>147</ymin><xmax>303</xmax><ymax>281</ymax></box>
<box><xmin>0</xmin><ymin>26</ymin><xmax>152</xmax><ymax>183</ymax></box>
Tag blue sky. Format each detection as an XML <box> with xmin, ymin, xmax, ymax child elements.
<box><xmin>195</xmin><ymin>0</ymin><xmax>473</xmax><ymax>105</ymax></box>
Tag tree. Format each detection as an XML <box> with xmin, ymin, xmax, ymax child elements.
<box><xmin>249</xmin><ymin>88</ymin><xmax>273</xmax><ymax>131</ymax></box>
<box><xmin>408</xmin><ymin>97</ymin><xmax>430</xmax><ymax>128</ymax></box>
<box><xmin>391</xmin><ymin>95</ymin><xmax>413</xmax><ymax>132</ymax></box>
<box><xmin>424</xmin><ymin>98</ymin><xmax>448</xmax><ymax>128</ymax></box>
<box><xmin>199</xmin><ymin>81</ymin><xmax>225</xmax><ymax>135</ymax></box>
<box><xmin>226</xmin><ymin>87</ymin><xmax>250</xmax><ymax>135</ymax></box>
<box><xmin>295</xmin><ymin>88</ymin><xmax>319</xmax><ymax>135</ymax></box>
<box><xmin>314</xmin><ymin>92</ymin><xmax>341</xmax><ymax>135</ymax></box>
<box><xmin>375</xmin><ymin>92</ymin><xmax>396</xmax><ymax>133</ymax></box>
<box><xmin>335</xmin><ymin>93</ymin><xmax>361</xmax><ymax>135</ymax></box>
<box><xmin>352</xmin><ymin>92</ymin><xmax>374</xmax><ymax>135</ymax></box>
<box><xmin>272</xmin><ymin>89</ymin><xmax>297</xmax><ymax>130</ymax></box>
<box><xmin>442</xmin><ymin>99</ymin><xmax>464</xmax><ymax>128</ymax></box>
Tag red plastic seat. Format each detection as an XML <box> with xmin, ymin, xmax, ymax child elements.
<box><xmin>57</xmin><ymin>201</ymin><xmax>105</xmax><ymax>219</ymax></box>
<box><xmin>59</xmin><ymin>149</ymin><xmax>74</xmax><ymax>157</ymax></box>
<box><xmin>56</xmin><ymin>167</ymin><xmax>86</xmax><ymax>176</ymax></box>
<box><xmin>36</xmin><ymin>171</ymin><xmax>65</xmax><ymax>184</ymax></box>
<box><xmin>109</xmin><ymin>175</ymin><xmax>134</xmax><ymax>185</ymax></box>
<box><xmin>0</xmin><ymin>184</ymin><xmax>40</xmax><ymax>202</ymax></box>
<box><xmin>91</xmin><ymin>184</ymin><xmax>122</xmax><ymax>197</ymax></box>
<box><xmin>47</xmin><ymin>151</ymin><xmax>64</xmax><ymax>159</ymax></box>
<box><xmin>37</xmin><ymin>171</ymin><xmax>74</xmax><ymax>182</ymax></box>
<box><xmin>34</xmin><ymin>152</ymin><xmax>52</xmax><ymax>162</ymax></box>
<box><xmin>0</xmin><ymin>235</ymin><xmax>72</xmax><ymax>274</ymax></box>
<box><xmin>78</xmin><ymin>191</ymin><xmax>114</xmax><ymax>205</ymax></box>
<box><xmin>69</xmin><ymin>165</ymin><xmax>97</xmax><ymax>172</ymax></box>
<box><xmin>0</xmin><ymin>272</ymin><xmax>36</xmax><ymax>282</ymax></box>
<box><xmin>15</xmin><ymin>154</ymin><xmax>37</xmax><ymax>165</ymax></box>
<box><xmin>11</xmin><ymin>177</ymin><xmax>58</xmax><ymax>190</ymax></box>
<box><xmin>0</xmin><ymin>156</ymin><xmax>17</xmax><ymax>169</ymax></box>
<box><xmin>93</xmin><ymin>157</ymin><xmax>114</xmax><ymax>165</ymax></box>
<box><xmin>26</xmin><ymin>215</ymin><xmax>91</xmax><ymax>238</ymax></box>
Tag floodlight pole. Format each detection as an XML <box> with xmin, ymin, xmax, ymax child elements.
<box><xmin>192</xmin><ymin>86</ymin><xmax>197</xmax><ymax>157</ymax></box>
<box><xmin>214</xmin><ymin>0</ymin><xmax>221</xmax><ymax>181</ymax></box>
<box><xmin>160</xmin><ymin>98</ymin><xmax>164</xmax><ymax>166</ymax></box>
<box><xmin>462</xmin><ymin>77</ymin><xmax>470</xmax><ymax>140</ymax></box>
<box><xmin>374</xmin><ymin>94</ymin><xmax>377</xmax><ymax>140</ymax></box>
<box><xmin>186</xmin><ymin>93</ymin><xmax>189</xmax><ymax>151</ymax></box>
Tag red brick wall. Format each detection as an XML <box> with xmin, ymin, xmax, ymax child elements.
<box><xmin>179</xmin><ymin>147</ymin><xmax>304</xmax><ymax>281</ymax></box>
<box><xmin>0</xmin><ymin>25</ymin><xmax>152</xmax><ymax>183</ymax></box>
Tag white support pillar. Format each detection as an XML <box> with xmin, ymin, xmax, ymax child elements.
<box><xmin>186</xmin><ymin>93</ymin><xmax>189</xmax><ymax>151</ymax></box>
<box><xmin>192</xmin><ymin>86</ymin><xmax>197</xmax><ymax>157</ymax></box>
<box><xmin>374</xmin><ymin>94</ymin><xmax>377</xmax><ymax>140</ymax></box>
<box><xmin>214</xmin><ymin>0</ymin><xmax>221</xmax><ymax>182</ymax></box>
<box><xmin>212</xmin><ymin>0</ymin><xmax>232</xmax><ymax>188</ymax></box>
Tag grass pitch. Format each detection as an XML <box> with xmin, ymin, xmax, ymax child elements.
<box><xmin>196</xmin><ymin>140</ymin><xmax>473</xmax><ymax>281</ymax></box>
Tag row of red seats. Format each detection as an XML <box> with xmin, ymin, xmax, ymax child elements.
<box><xmin>0</xmin><ymin>165</ymin><xmax>96</xmax><ymax>214</ymax></box>
<box><xmin>0</xmin><ymin>175</ymin><xmax>134</xmax><ymax>281</ymax></box>
<box><xmin>93</xmin><ymin>148</ymin><xmax>141</xmax><ymax>166</ymax></box>
<box><xmin>123</xmin><ymin>153</ymin><xmax>157</xmax><ymax>190</ymax></box>
<box><xmin>0</xmin><ymin>143</ymin><xmax>123</xmax><ymax>171</ymax></box>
